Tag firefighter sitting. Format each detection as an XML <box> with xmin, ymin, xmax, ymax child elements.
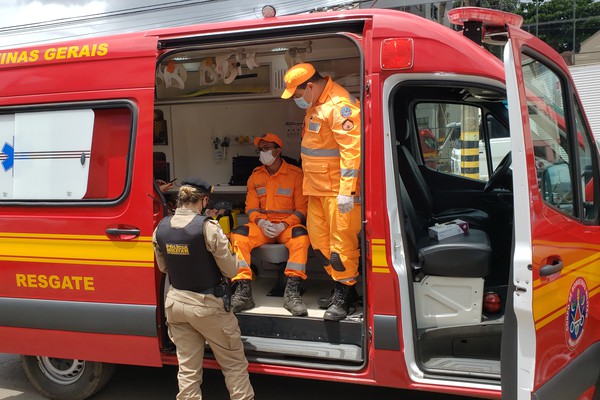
<box><xmin>230</xmin><ymin>133</ymin><xmax>310</xmax><ymax>317</ymax></box>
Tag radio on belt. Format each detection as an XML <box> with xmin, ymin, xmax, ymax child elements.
<box><xmin>428</xmin><ymin>219</ymin><xmax>469</xmax><ymax>240</ymax></box>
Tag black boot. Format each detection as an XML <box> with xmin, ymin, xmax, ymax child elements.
<box><xmin>318</xmin><ymin>284</ymin><xmax>359</xmax><ymax>309</ymax></box>
<box><xmin>283</xmin><ymin>277</ymin><xmax>308</xmax><ymax>317</ymax></box>
<box><xmin>231</xmin><ymin>280</ymin><xmax>255</xmax><ymax>313</ymax></box>
<box><xmin>323</xmin><ymin>282</ymin><xmax>352</xmax><ymax>321</ymax></box>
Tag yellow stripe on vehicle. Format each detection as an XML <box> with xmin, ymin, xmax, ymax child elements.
<box><xmin>371</xmin><ymin>243</ymin><xmax>389</xmax><ymax>273</ymax></box>
<box><xmin>0</xmin><ymin>256</ymin><xmax>153</xmax><ymax>268</ymax></box>
<box><xmin>533</xmin><ymin>252</ymin><xmax>600</xmax><ymax>329</ymax></box>
<box><xmin>0</xmin><ymin>234</ymin><xmax>154</xmax><ymax>267</ymax></box>
<box><xmin>0</xmin><ymin>231</ymin><xmax>152</xmax><ymax>242</ymax></box>
<box><xmin>372</xmin><ymin>267</ymin><xmax>390</xmax><ymax>274</ymax></box>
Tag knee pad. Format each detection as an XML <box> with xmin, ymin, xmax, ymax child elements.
<box><xmin>291</xmin><ymin>226</ymin><xmax>308</xmax><ymax>238</ymax></box>
<box><xmin>231</xmin><ymin>225</ymin><xmax>250</xmax><ymax>236</ymax></box>
<box><xmin>330</xmin><ymin>252</ymin><xmax>346</xmax><ymax>272</ymax></box>
<box><xmin>313</xmin><ymin>249</ymin><xmax>330</xmax><ymax>267</ymax></box>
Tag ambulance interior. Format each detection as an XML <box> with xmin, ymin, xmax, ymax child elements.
<box><xmin>153</xmin><ymin>33</ymin><xmax>517</xmax><ymax>381</ymax></box>
<box><xmin>154</xmin><ymin>36</ymin><xmax>365</xmax><ymax>370</ymax></box>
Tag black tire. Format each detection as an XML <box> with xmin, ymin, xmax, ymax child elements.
<box><xmin>21</xmin><ymin>355</ymin><xmax>115</xmax><ymax>400</ymax></box>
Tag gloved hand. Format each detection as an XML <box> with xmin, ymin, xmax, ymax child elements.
<box><xmin>265</xmin><ymin>222</ymin><xmax>286</xmax><ymax>238</ymax></box>
<box><xmin>257</xmin><ymin>219</ymin><xmax>274</xmax><ymax>237</ymax></box>
<box><xmin>337</xmin><ymin>194</ymin><xmax>354</xmax><ymax>214</ymax></box>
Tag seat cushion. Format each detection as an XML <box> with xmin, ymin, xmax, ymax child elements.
<box><xmin>417</xmin><ymin>229</ymin><xmax>491</xmax><ymax>277</ymax></box>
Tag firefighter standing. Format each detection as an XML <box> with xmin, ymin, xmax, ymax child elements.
<box><xmin>281</xmin><ymin>63</ymin><xmax>361</xmax><ymax>321</ymax></box>
<box><xmin>153</xmin><ymin>178</ymin><xmax>254</xmax><ymax>400</ymax></box>
<box><xmin>230</xmin><ymin>133</ymin><xmax>310</xmax><ymax>317</ymax></box>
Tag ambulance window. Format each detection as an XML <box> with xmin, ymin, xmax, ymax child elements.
<box><xmin>0</xmin><ymin>106</ymin><xmax>131</xmax><ymax>202</ymax></box>
<box><xmin>521</xmin><ymin>56</ymin><xmax>575</xmax><ymax>216</ymax></box>
<box><xmin>486</xmin><ymin>114</ymin><xmax>511</xmax><ymax>172</ymax></box>
<box><xmin>415</xmin><ymin>102</ymin><xmax>495</xmax><ymax>181</ymax></box>
<box><xmin>574</xmin><ymin>101</ymin><xmax>597</xmax><ymax>221</ymax></box>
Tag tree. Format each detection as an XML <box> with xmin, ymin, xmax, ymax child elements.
<box><xmin>517</xmin><ymin>0</ymin><xmax>600</xmax><ymax>53</ymax></box>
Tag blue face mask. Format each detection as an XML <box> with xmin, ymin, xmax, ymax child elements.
<box><xmin>294</xmin><ymin>97</ymin><xmax>311</xmax><ymax>109</ymax></box>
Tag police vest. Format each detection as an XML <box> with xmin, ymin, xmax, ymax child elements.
<box><xmin>155</xmin><ymin>215</ymin><xmax>222</xmax><ymax>293</ymax></box>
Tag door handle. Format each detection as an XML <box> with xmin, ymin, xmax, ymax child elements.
<box><xmin>106</xmin><ymin>227</ymin><xmax>141</xmax><ymax>240</ymax></box>
<box><xmin>539</xmin><ymin>259</ymin><xmax>564</xmax><ymax>277</ymax></box>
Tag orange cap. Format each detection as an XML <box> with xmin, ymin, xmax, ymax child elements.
<box><xmin>281</xmin><ymin>63</ymin><xmax>315</xmax><ymax>99</ymax></box>
<box><xmin>254</xmin><ymin>132</ymin><xmax>284</xmax><ymax>148</ymax></box>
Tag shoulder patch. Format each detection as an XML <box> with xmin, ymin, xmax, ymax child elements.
<box><xmin>340</xmin><ymin>106</ymin><xmax>352</xmax><ymax>118</ymax></box>
<box><xmin>342</xmin><ymin>119</ymin><xmax>354</xmax><ymax>131</ymax></box>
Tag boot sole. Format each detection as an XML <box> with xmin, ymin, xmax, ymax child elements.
<box><xmin>232</xmin><ymin>300</ymin><xmax>255</xmax><ymax>313</ymax></box>
<box><xmin>323</xmin><ymin>312</ymin><xmax>347</xmax><ymax>321</ymax></box>
<box><xmin>283</xmin><ymin>304</ymin><xmax>308</xmax><ymax>317</ymax></box>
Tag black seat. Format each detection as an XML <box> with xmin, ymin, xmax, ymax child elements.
<box><xmin>399</xmin><ymin>175</ymin><xmax>491</xmax><ymax>278</ymax></box>
<box><xmin>398</xmin><ymin>146</ymin><xmax>490</xmax><ymax>231</ymax></box>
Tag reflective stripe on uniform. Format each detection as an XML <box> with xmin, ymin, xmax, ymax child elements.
<box><xmin>238</xmin><ymin>259</ymin><xmax>249</xmax><ymax>267</ymax></box>
<box><xmin>256</xmin><ymin>187</ymin><xmax>267</xmax><ymax>196</ymax></box>
<box><xmin>285</xmin><ymin>261</ymin><xmax>306</xmax><ymax>271</ymax></box>
<box><xmin>301</xmin><ymin>146</ymin><xmax>340</xmax><ymax>157</ymax></box>
<box><xmin>247</xmin><ymin>208</ymin><xmax>261</xmax><ymax>217</ymax></box>
<box><xmin>340</xmin><ymin>168</ymin><xmax>359</xmax><ymax>178</ymax></box>
<box><xmin>276</xmin><ymin>188</ymin><xmax>292</xmax><ymax>196</ymax></box>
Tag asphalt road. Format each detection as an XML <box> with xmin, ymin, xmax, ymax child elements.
<box><xmin>0</xmin><ymin>353</ymin><xmax>476</xmax><ymax>400</ymax></box>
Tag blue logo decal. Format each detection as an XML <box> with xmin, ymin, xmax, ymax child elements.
<box><xmin>340</xmin><ymin>106</ymin><xmax>352</xmax><ymax>118</ymax></box>
<box><xmin>1</xmin><ymin>142</ymin><xmax>14</xmax><ymax>171</ymax></box>
<box><xmin>565</xmin><ymin>277</ymin><xmax>588</xmax><ymax>350</ymax></box>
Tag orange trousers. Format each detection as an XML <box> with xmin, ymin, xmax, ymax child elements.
<box><xmin>307</xmin><ymin>196</ymin><xmax>361</xmax><ymax>285</ymax></box>
<box><xmin>231</xmin><ymin>223</ymin><xmax>310</xmax><ymax>281</ymax></box>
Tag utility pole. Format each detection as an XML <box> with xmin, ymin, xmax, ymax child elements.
<box><xmin>536</xmin><ymin>0</ymin><xmax>539</xmax><ymax>36</ymax></box>
<box><xmin>572</xmin><ymin>0</ymin><xmax>577</xmax><ymax>54</ymax></box>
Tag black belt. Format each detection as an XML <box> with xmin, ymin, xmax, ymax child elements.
<box><xmin>195</xmin><ymin>286</ymin><xmax>215</xmax><ymax>295</ymax></box>
<box><xmin>183</xmin><ymin>286</ymin><xmax>216</xmax><ymax>295</ymax></box>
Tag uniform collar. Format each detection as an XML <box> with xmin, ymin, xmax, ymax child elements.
<box><xmin>315</xmin><ymin>76</ymin><xmax>334</xmax><ymax>106</ymax></box>
<box><xmin>175</xmin><ymin>207</ymin><xmax>200</xmax><ymax>216</ymax></box>
<box><xmin>258</xmin><ymin>159</ymin><xmax>289</xmax><ymax>177</ymax></box>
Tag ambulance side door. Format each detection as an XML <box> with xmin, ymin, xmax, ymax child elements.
<box><xmin>504</xmin><ymin>26</ymin><xmax>600</xmax><ymax>399</ymax></box>
<box><xmin>0</xmin><ymin>35</ymin><xmax>162</xmax><ymax>367</ymax></box>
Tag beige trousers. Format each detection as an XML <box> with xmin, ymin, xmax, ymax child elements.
<box><xmin>165</xmin><ymin>292</ymin><xmax>254</xmax><ymax>400</ymax></box>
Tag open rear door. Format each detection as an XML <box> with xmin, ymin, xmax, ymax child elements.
<box><xmin>504</xmin><ymin>25</ymin><xmax>600</xmax><ymax>399</ymax></box>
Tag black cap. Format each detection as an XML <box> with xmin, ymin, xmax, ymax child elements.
<box><xmin>181</xmin><ymin>177</ymin><xmax>212</xmax><ymax>194</ymax></box>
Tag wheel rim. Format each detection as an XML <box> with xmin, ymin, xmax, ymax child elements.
<box><xmin>36</xmin><ymin>357</ymin><xmax>86</xmax><ymax>385</ymax></box>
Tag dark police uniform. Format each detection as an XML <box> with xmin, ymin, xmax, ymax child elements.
<box><xmin>153</xmin><ymin>207</ymin><xmax>254</xmax><ymax>400</ymax></box>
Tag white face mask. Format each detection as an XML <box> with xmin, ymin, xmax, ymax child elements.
<box><xmin>294</xmin><ymin>97</ymin><xmax>311</xmax><ymax>109</ymax></box>
<box><xmin>259</xmin><ymin>150</ymin><xmax>276</xmax><ymax>166</ymax></box>
<box><xmin>293</xmin><ymin>85</ymin><xmax>313</xmax><ymax>109</ymax></box>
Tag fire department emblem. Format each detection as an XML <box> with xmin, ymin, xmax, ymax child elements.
<box><xmin>340</xmin><ymin>106</ymin><xmax>352</xmax><ymax>117</ymax></box>
<box><xmin>565</xmin><ymin>277</ymin><xmax>588</xmax><ymax>350</ymax></box>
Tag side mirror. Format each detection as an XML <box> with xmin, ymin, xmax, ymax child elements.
<box><xmin>540</xmin><ymin>162</ymin><xmax>572</xmax><ymax>212</ymax></box>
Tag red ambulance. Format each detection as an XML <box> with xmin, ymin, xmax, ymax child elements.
<box><xmin>0</xmin><ymin>6</ymin><xmax>598</xmax><ymax>400</ymax></box>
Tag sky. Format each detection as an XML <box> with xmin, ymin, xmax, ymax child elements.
<box><xmin>0</xmin><ymin>0</ymin><xmax>371</xmax><ymax>49</ymax></box>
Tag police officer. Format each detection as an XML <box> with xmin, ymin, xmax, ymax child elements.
<box><xmin>153</xmin><ymin>178</ymin><xmax>254</xmax><ymax>400</ymax></box>
<box><xmin>281</xmin><ymin>63</ymin><xmax>361</xmax><ymax>321</ymax></box>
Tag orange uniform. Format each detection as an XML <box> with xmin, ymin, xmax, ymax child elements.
<box><xmin>301</xmin><ymin>77</ymin><xmax>362</xmax><ymax>285</ymax></box>
<box><xmin>231</xmin><ymin>160</ymin><xmax>310</xmax><ymax>281</ymax></box>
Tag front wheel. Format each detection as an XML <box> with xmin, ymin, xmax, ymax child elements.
<box><xmin>21</xmin><ymin>356</ymin><xmax>115</xmax><ymax>400</ymax></box>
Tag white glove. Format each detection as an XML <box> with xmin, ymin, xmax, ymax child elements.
<box><xmin>257</xmin><ymin>219</ymin><xmax>273</xmax><ymax>237</ymax></box>
<box><xmin>265</xmin><ymin>222</ymin><xmax>286</xmax><ymax>238</ymax></box>
<box><xmin>337</xmin><ymin>194</ymin><xmax>354</xmax><ymax>214</ymax></box>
